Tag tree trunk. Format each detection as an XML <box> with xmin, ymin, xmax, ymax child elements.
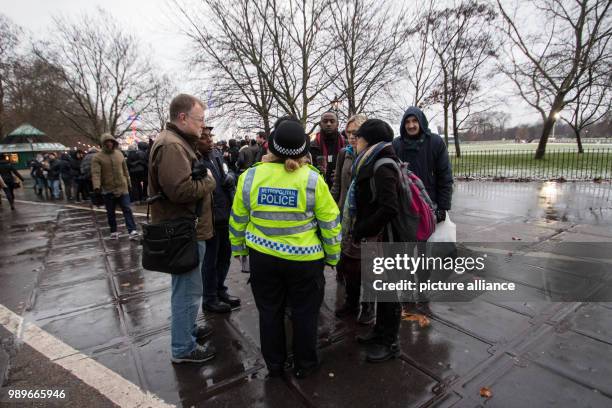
<box><xmin>0</xmin><ymin>76</ymin><xmax>4</xmax><ymax>139</ymax></box>
<box><xmin>442</xmin><ymin>80</ymin><xmax>449</xmax><ymax>146</ymax></box>
<box><xmin>535</xmin><ymin>116</ymin><xmax>554</xmax><ymax>159</ymax></box>
<box><xmin>263</xmin><ymin>114</ymin><xmax>271</xmax><ymax>136</ymax></box>
<box><xmin>452</xmin><ymin>107</ymin><xmax>461</xmax><ymax>158</ymax></box>
<box><xmin>575</xmin><ymin>128</ymin><xmax>584</xmax><ymax>154</ymax></box>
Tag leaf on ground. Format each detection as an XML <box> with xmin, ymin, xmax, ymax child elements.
<box><xmin>401</xmin><ymin>312</ymin><xmax>430</xmax><ymax>327</ymax></box>
<box><xmin>511</xmin><ymin>236</ymin><xmax>522</xmax><ymax>241</ymax></box>
<box><xmin>480</xmin><ymin>387</ymin><xmax>493</xmax><ymax>398</ymax></box>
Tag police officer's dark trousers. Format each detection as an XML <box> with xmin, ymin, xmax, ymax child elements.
<box><xmin>249</xmin><ymin>250</ymin><xmax>325</xmax><ymax>372</ymax></box>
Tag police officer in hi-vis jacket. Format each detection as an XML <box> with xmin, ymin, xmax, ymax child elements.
<box><xmin>229</xmin><ymin>118</ymin><xmax>341</xmax><ymax>379</ymax></box>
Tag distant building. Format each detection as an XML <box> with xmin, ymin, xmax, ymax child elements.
<box><xmin>0</xmin><ymin>124</ymin><xmax>68</xmax><ymax>169</ymax></box>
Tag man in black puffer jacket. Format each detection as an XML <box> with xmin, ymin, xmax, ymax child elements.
<box><xmin>392</xmin><ymin>107</ymin><xmax>453</xmax><ymax>223</ymax></box>
<box><xmin>127</xmin><ymin>143</ymin><xmax>148</xmax><ymax>203</ymax></box>
<box><xmin>59</xmin><ymin>153</ymin><xmax>76</xmax><ymax>200</ymax></box>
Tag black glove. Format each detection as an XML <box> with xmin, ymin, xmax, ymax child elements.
<box><xmin>191</xmin><ymin>161</ymin><xmax>209</xmax><ymax>181</ymax></box>
<box><xmin>222</xmin><ymin>172</ymin><xmax>235</xmax><ymax>187</ymax></box>
<box><xmin>435</xmin><ymin>209</ymin><xmax>447</xmax><ymax>223</ymax></box>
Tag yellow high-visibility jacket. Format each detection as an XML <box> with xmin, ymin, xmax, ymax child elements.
<box><xmin>229</xmin><ymin>162</ymin><xmax>341</xmax><ymax>265</ymax></box>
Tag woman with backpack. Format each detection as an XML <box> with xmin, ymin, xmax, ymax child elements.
<box><xmin>343</xmin><ymin>118</ymin><xmax>402</xmax><ymax>363</ymax></box>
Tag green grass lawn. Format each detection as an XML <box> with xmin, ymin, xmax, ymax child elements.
<box><xmin>450</xmin><ymin>148</ymin><xmax>612</xmax><ymax>180</ymax></box>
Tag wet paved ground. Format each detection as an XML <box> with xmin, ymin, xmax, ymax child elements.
<box><xmin>1</xmin><ymin>180</ymin><xmax>612</xmax><ymax>407</ymax></box>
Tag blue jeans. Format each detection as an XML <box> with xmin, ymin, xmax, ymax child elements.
<box><xmin>171</xmin><ymin>241</ymin><xmax>206</xmax><ymax>358</ymax></box>
<box><xmin>48</xmin><ymin>179</ymin><xmax>61</xmax><ymax>199</ymax></box>
<box><xmin>102</xmin><ymin>193</ymin><xmax>136</xmax><ymax>233</ymax></box>
<box><xmin>34</xmin><ymin>177</ymin><xmax>46</xmax><ymax>193</ymax></box>
<box><xmin>201</xmin><ymin>224</ymin><xmax>231</xmax><ymax>304</ymax></box>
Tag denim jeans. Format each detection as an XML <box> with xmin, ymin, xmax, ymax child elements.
<box><xmin>48</xmin><ymin>179</ymin><xmax>61</xmax><ymax>199</ymax></box>
<box><xmin>201</xmin><ymin>224</ymin><xmax>231</xmax><ymax>304</ymax></box>
<box><xmin>171</xmin><ymin>241</ymin><xmax>206</xmax><ymax>358</ymax></box>
<box><xmin>102</xmin><ymin>193</ymin><xmax>136</xmax><ymax>233</ymax></box>
<box><xmin>34</xmin><ymin>177</ymin><xmax>46</xmax><ymax>193</ymax></box>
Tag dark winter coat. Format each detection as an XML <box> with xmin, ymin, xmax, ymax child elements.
<box><xmin>330</xmin><ymin>146</ymin><xmax>355</xmax><ymax>211</ymax></box>
<box><xmin>352</xmin><ymin>144</ymin><xmax>400</xmax><ymax>242</ymax></box>
<box><xmin>127</xmin><ymin>149</ymin><xmax>147</xmax><ymax>175</ymax></box>
<box><xmin>200</xmin><ymin>149</ymin><xmax>236</xmax><ymax>226</ymax></box>
<box><xmin>69</xmin><ymin>151</ymin><xmax>83</xmax><ymax>179</ymax></box>
<box><xmin>392</xmin><ymin>106</ymin><xmax>453</xmax><ymax>211</ymax></box>
<box><xmin>237</xmin><ymin>145</ymin><xmax>256</xmax><ymax>171</ymax></box>
<box><xmin>80</xmin><ymin>152</ymin><xmax>96</xmax><ymax>180</ymax></box>
<box><xmin>0</xmin><ymin>160</ymin><xmax>24</xmax><ymax>186</ymax></box>
<box><xmin>46</xmin><ymin>159</ymin><xmax>62</xmax><ymax>181</ymax></box>
<box><xmin>59</xmin><ymin>153</ymin><xmax>75</xmax><ymax>181</ymax></box>
<box><xmin>30</xmin><ymin>161</ymin><xmax>46</xmax><ymax>179</ymax></box>
<box><xmin>310</xmin><ymin>132</ymin><xmax>346</xmax><ymax>186</ymax></box>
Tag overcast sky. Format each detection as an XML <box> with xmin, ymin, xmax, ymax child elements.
<box><xmin>3</xmin><ymin>0</ymin><xmax>542</xmax><ymax>134</ymax></box>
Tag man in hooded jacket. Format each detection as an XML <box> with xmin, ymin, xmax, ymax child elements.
<box><xmin>392</xmin><ymin>107</ymin><xmax>453</xmax><ymax>221</ymax></box>
<box><xmin>392</xmin><ymin>107</ymin><xmax>453</xmax><ymax>312</ymax></box>
<box><xmin>92</xmin><ymin>133</ymin><xmax>138</xmax><ymax>240</ymax></box>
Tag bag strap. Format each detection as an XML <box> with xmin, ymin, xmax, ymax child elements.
<box><xmin>369</xmin><ymin>157</ymin><xmax>400</xmax><ymax>202</ymax></box>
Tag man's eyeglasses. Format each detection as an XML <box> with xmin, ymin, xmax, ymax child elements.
<box><xmin>184</xmin><ymin>113</ymin><xmax>205</xmax><ymax>123</ymax></box>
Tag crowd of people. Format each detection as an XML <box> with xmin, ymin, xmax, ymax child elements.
<box><xmin>3</xmin><ymin>92</ymin><xmax>453</xmax><ymax>380</ymax></box>
<box><xmin>144</xmin><ymin>93</ymin><xmax>453</xmax><ymax>380</ymax></box>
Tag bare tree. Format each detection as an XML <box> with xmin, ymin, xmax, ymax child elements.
<box><xmin>497</xmin><ymin>0</ymin><xmax>612</xmax><ymax>158</ymax></box>
<box><xmin>403</xmin><ymin>0</ymin><xmax>439</xmax><ymax>109</ymax></box>
<box><xmin>259</xmin><ymin>0</ymin><xmax>334</xmax><ymax>129</ymax></box>
<box><xmin>4</xmin><ymin>56</ymin><xmax>87</xmax><ymax>144</ymax></box>
<box><xmin>326</xmin><ymin>0</ymin><xmax>408</xmax><ymax>118</ymax></box>
<box><xmin>563</xmin><ymin>53</ymin><xmax>611</xmax><ymax>152</ymax></box>
<box><xmin>0</xmin><ymin>14</ymin><xmax>22</xmax><ymax>138</ymax></box>
<box><xmin>138</xmin><ymin>73</ymin><xmax>177</xmax><ymax>134</ymax></box>
<box><xmin>34</xmin><ymin>8</ymin><xmax>156</xmax><ymax>142</ymax></box>
<box><xmin>174</xmin><ymin>0</ymin><xmax>276</xmax><ymax>134</ymax></box>
<box><xmin>427</xmin><ymin>0</ymin><xmax>498</xmax><ymax>156</ymax></box>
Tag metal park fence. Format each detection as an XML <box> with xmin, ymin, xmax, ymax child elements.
<box><xmin>450</xmin><ymin>148</ymin><xmax>612</xmax><ymax>181</ymax></box>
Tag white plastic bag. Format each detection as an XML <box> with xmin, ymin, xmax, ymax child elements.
<box><xmin>428</xmin><ymin>213</ymin><xmax>456</xmax><ymax>243</ymax></box>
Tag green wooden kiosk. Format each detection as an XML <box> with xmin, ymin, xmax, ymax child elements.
<box><xmin>0</xmin><ymin>124</ymin><xmax>68</xmax><ymax>169</ymax></box>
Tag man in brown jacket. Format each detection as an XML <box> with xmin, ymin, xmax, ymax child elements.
<box><xmin>92</xmin><ymin>133</ymin><xmax>138</xmax><ymax>240</ymax></box>
<box><xmin>148</xmin><ymin>94</ymin><xmax>217</xmax><ymax>364</ymax></box>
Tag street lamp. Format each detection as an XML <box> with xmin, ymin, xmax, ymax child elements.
<box><xmin>551</xmin><ymin>111</ymin><xmax>560</xmax><ymax>140</ymax></box>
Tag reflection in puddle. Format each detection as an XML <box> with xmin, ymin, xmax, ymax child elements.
<box><xmin>539</xmin><ymin>182</ymin><xmax>562</xmax><ymax>221</ymax></box>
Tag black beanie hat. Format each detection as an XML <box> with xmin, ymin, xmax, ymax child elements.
<box><xmin>355</xmin><ymin>119</ymin><xmax>394</xmax><ymax>145</ymax></box>
<box><xmin>268</xmin><ymin>120</ymin><xmax>309</xmax><ymax>159</ymax></box>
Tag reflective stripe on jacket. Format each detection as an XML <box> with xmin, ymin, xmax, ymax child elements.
<box><xmin>229</xmin><ymin>162</ymin><xmax>341</xmax><ymax>265</ymax></box>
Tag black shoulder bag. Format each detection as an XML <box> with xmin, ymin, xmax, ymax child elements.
<box><xmin>141</xmin><ymin>207</ymin><xmax>199</xmax><ymax>274</ymax></box>
<box><xmin>141</xmin><ymin>159</ymin><xmax>204</xmax><ymax>275</ymax></box>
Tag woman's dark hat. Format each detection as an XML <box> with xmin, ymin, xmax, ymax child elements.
<box><xmin>355</xmin><ymin>119</ymin><xmax>394</xmax><ymax>145</ymax></box>
<box><xmin>268</xmin><ymin>120</ymin><xmax>309</xmax><ymax>159</ymax></box>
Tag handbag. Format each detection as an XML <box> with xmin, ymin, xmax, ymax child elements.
<box><xmin>141</xmin><ymin>215</ymin><xmax>199</xmax><ymax>274</ymax></box>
